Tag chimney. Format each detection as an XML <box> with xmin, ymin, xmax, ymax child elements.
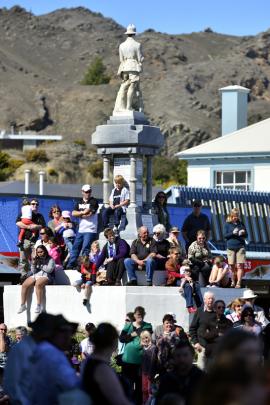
<box><xmin>219</xmin><ymin>85</ymin><xmax>250</xmax><ymax>136</ymax></box>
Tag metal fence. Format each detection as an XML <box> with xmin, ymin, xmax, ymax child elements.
<box><xmin>166</xmin><ymin>186</ymin><xmax>270</xmax><ymax>251</ymax></box>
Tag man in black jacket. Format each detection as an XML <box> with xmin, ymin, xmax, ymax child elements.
<box><xmin>189</xmin><ymin>291</ymin><xmax>216</xmax><ymax>370</ymax></box>
<box><xmin>157</xmin><ymin>340</ymin><xmax>204</xmax><ymax>405</ymax></box>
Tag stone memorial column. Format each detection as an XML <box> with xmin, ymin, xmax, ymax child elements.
<box><xmin>129</xmin><ymin>155</ymin><xmax>137</xmax><ymax>208</ymax></box>
<box><xmin>146</xmin><ymin>156</ymin><xmax>152</xmax><ymax>208</ymax></box>
<box><xmin>102</xmin><ymin>155</ymin><xmax>110</xmax><ymax>207</ymax></box>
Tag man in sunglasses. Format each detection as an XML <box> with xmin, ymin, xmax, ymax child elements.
<box><xmin>67</xmin><ymin>184</ymin><xmax>99</xmax><ymax>270</ymax></box>
<box><xmin>16</xmin><ymin>198</ymin><xmax>46</xmax><ymax>281</ymax></box>
<box><xmin>181</xmin><ymin>199</ymin><xmax>211</xmax><ymax>252</ymax></box>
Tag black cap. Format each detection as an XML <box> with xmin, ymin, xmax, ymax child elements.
<box><xmin>28</xmin><ymin>313</ymin><xmax>78</xmax><ymax>338</ymax></box>
<box><xmin>193</xmin><ymin>199</ymin><xmax>202</xmax><ymax>207</ymax></box>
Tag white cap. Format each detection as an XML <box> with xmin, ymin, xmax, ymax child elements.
<box><xmin>125</xmin><ymin>24</ymin><xmax>136</xmax><ymax>35</ymax></box>
<box><xmin>81</xmin><ymin>184</ymin><xmax>92</xmax><ymax>192</ymax></box>
<box><xmin>62</xmin><ymin>210</ymin><xmax>71</xmax><ymax>219</ymax></box>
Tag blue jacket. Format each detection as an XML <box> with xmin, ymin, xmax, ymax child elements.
<box><xmin>224</xmin><ymin>221</ymin><xmax>247</xmax><ymax>250</ymax></box>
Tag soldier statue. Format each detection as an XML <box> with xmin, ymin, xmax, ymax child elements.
<box><xmin>113</xmin><ymin>24</ymin><xmax>144</xmax><ymax>113</ymax></box>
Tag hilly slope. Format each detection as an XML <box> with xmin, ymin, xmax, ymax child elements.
<box><xmin>1</xmin><ymin>6</ymin><xmax>270</xmax><ymax>182</ymax></box>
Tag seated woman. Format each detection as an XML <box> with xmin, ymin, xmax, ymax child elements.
<box><xmin>33</xmin><ymin>227</ymin><xmax>53</xmax><ymax>256</ymax></box>
<box><xmin>208</xmin><ymin>256</ymin><xmax>231</xmax><ymax>287</ymax></box>
<box><xmin>17</xmin><ymin>244</ymin><xmax>55</xmax><ymax>314</ymax></box>
<box><xmin>234</xmin><ymin>306</ymin><xmax>262</xmax><ymax>336</ymax></box>
<box><xmin>152</xmin><ymin>192</ymin><xmax>171</xmax><ymax>233</ymax></box>
<box><xmin>153</xmin><ymin>224</ymin><xmax>171</xmax><ymax>270</ymax></box>
<box><xmin>188</xmin><ymin>230</ymin><xmax>212</xmax><ymax>286</ymax></box>
<box><xmin>95</xmin><ymin>228</ymin><xmax>130</xmax><ymax>285</ymax></box>
<box><xmin>47</xmin><ymin>205</ymin><xmax>62</xmax><ymax>234</ymax></box>
<box><xmin>102</xmin><ymin>175</ymin><xmax>130</xmax><ymax>231</ymax></box>
<box><xmin>226</xmin><ymin>299</ymin><xmax>244</xmax><ymax>323</ymax></box>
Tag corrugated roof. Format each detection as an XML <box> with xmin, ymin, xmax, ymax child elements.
<box><xmin>176</xmin><ymin>118</ymin><xmax>270</xmax><ymax>158</ymax></box>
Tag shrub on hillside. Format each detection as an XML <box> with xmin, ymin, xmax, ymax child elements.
<box><xmin>25</xmin><ymin>149</ymin><xmax>48</xmax><ymax>163</ymax></box>
<box><xmin>88</xmin><ymin>160</ymin><xmax>103</xmax><ymax>179</ymax></box>
<box><xmin>81</xmin><ymin>57</ymin><xmax>110</xmax><ymax>85</ymax></box>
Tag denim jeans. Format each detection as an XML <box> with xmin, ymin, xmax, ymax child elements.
<box><xmin>67</xmin><ymin>232</ymin><xmax>97</xmax><ymax>268</ymax></box>
<box><xmin>124</xmin><ymin>258</ymin><xmax>156</xmax><ymax>283</ymax></box>
<box><xmin>102</xmin><ymin>206</ymin><xmax>124</xmax><ymax>228</ymax></box>
<box><xmin>64</xmin><ymin>237</ymin><xmax>75</xmax><ymax>254</ymax></box>
<box><xmin>183</xmin><ymin>281</ymin><xmax>203</xmax><ymax>308</ymax></box>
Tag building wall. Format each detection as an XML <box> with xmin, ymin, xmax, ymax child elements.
<box><xmin>187</xmin><ymin>160</ymin><xmax>270</xmax><ymax>191</ymax></box>
<box><xmin>254</xmin><ymin>165</ymin><xmax>270</xmax><ymax>192</ymax></box>
<box><xmin>187</xmin><ymin>166</ymin><xmax>211</xmax><ymax>187</ymax></box>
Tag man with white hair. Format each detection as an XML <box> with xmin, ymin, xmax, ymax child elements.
<box><xmin>124</xmin><ymin>226</ymin><xmax>157</xmax><ymax>286</ymax></box>
<box><xmin>153</xmin><ymin>224</ymin><xmax>171</xmax><ymax>269</ymax></box>
<box><xmin>189</xmin><ymin>291</ymin><xmax>216</xmax><ymax>369</ymax></box>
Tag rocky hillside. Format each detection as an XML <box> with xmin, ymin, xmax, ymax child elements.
<box><xmin>1</xmin><ymin>6</ymin><xmax>270</xmax><ymax>181</ymax></box>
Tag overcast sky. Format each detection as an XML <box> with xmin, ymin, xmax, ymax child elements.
<box><xmin>3</xmin><ymin>0</ymin><xmax>270</xmax><ymax>36</ymax></box>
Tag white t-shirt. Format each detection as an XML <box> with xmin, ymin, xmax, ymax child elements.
<box><xmin>21</xmin><ymin>205</ymin><xmax>32</xmax><ymax>220</ymax></box>
<box><xmin>80</xmin><ymin>337</ymin><xmax>94</xmax><ymax>357</ymax></box>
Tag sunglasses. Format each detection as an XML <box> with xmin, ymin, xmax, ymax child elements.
<box><xmin>154</xmin><ymin>232</ymin><xmax>161</xmax><ymax>235</ymax></box>
<box><xmin>125</xmin><ymin>319</ymin><xmax>131</xmax><ymax>322</ymax></box>
<box><xmin>40</xmin><ymin>232</ymin><xmax>46</xmax><ymax>235</ymax></box>
<box><xmin>63</xmin><ymin>217</ymin><xmax>70</xmax><ymax>220</ymax></box>
<box><xmin>0</xmin><ymin>328</ymin><xmax>7</xmax><ymax>331</ymax></box>
<box><xmin>236</xmin><ymin>305</ymin><xmax>243</xmax><ymax>308</ymax></box>
<box><xmin>82</xmin><ymin>190</ymin><xmax>91</xmax><ymax>193</ymax></box>
<box><xmin>158</xmin><ymin>195</ymin><xmax>166</xmax><ymax>199</ymax></box>
<box><xmin>217</xmin><ymin>306</ymin><xmax>225</xmax><ymax>309</ymax></box>
<box><xmin>31</xmin><ymin>202</ymin><xmax>39</xmax><ymax>206</ymax></box>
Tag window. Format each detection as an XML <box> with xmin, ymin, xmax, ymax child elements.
<box><xmin>215</xmin><ymin>170</ymin><xmax>251</xmax><ymax>191</ymax></box>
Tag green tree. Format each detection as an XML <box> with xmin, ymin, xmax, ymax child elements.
<box><xmin>151</xmin><ymin>156</ymin><xmax>187</xmax><ymax>186</ymax></box>
<box><xmin>81</xmin><ymin>57</ymin><xmax>110</xmax><ymax>85</ymax></box>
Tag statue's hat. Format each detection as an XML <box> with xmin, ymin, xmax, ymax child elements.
<box><xmin>125</xmin><ymin>24</ymin><xmax>136</xmax><ymax>35</ymax></box>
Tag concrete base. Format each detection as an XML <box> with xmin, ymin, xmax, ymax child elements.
<box><xmin>55</xmin><ymin>270</ymin><xmax>167</xmax><ymax>287</ymax></box>
<box><xmin>4</xmin><ymin>284</ymin><xmax>247</xmax><ymax>331</ymax></box>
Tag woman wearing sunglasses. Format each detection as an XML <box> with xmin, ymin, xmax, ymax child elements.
<box><xmin>17</xmin><ymin>244</ymin><xmax>55</xmax><ymax>314</ymax></box>
<box><xmin>188</xmin><ymin>230</ymin><xmax>212</xmax><ymax>286</ymax></box>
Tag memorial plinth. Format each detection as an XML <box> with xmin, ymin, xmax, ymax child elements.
<box><xmin>92</xmin><ymin>111</ymin><xmax>164</xmax><ymax>241</ymax></box>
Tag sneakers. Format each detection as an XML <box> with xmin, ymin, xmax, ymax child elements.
<box><xmin>127</xmin><ymin>279</ymin><xmax>137</xmax><ymax>286</ymax></box>
<box><xmin>17</xmin><ymin>304</ymin><xmax>27</xmax><ymax>314</ymax></box>
<box><xmin>82</xmin><ymin>299</ymin><xmax>88</xmax><ymax>306</ymax></box>
<box><xmin>34</xmin><ymin>304</ymin><xmax>41</xmax><ymax>314</ymax></box>
<box><xmin>187</xmin><ymin>306</ymin><xmax>197</xmax><ymax>314</ymax></box>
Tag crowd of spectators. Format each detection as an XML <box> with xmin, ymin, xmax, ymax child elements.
<box><xmin>14</xmin><ymin>182</ymin><xmax>250</xmax><ymax>314</ymax></box>
<box><xmin>2</xmin><ymin>288</ymin><xmax>270</xmax><ymax>405</ymax></box>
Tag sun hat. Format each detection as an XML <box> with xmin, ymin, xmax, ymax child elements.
<box><xmin>240</xmin><ymin>289</ymin><xmax>258</xmax><ymax>300</ymax></box>
<box><xmin>81</xmin><ymin>184</ymin><xmax>92</xmax><ymax>192</ymax></box>
<box><xmin>125</xmin><ymin>24</ymin><xmax>136</xmax><ymax>35</ymax></box>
